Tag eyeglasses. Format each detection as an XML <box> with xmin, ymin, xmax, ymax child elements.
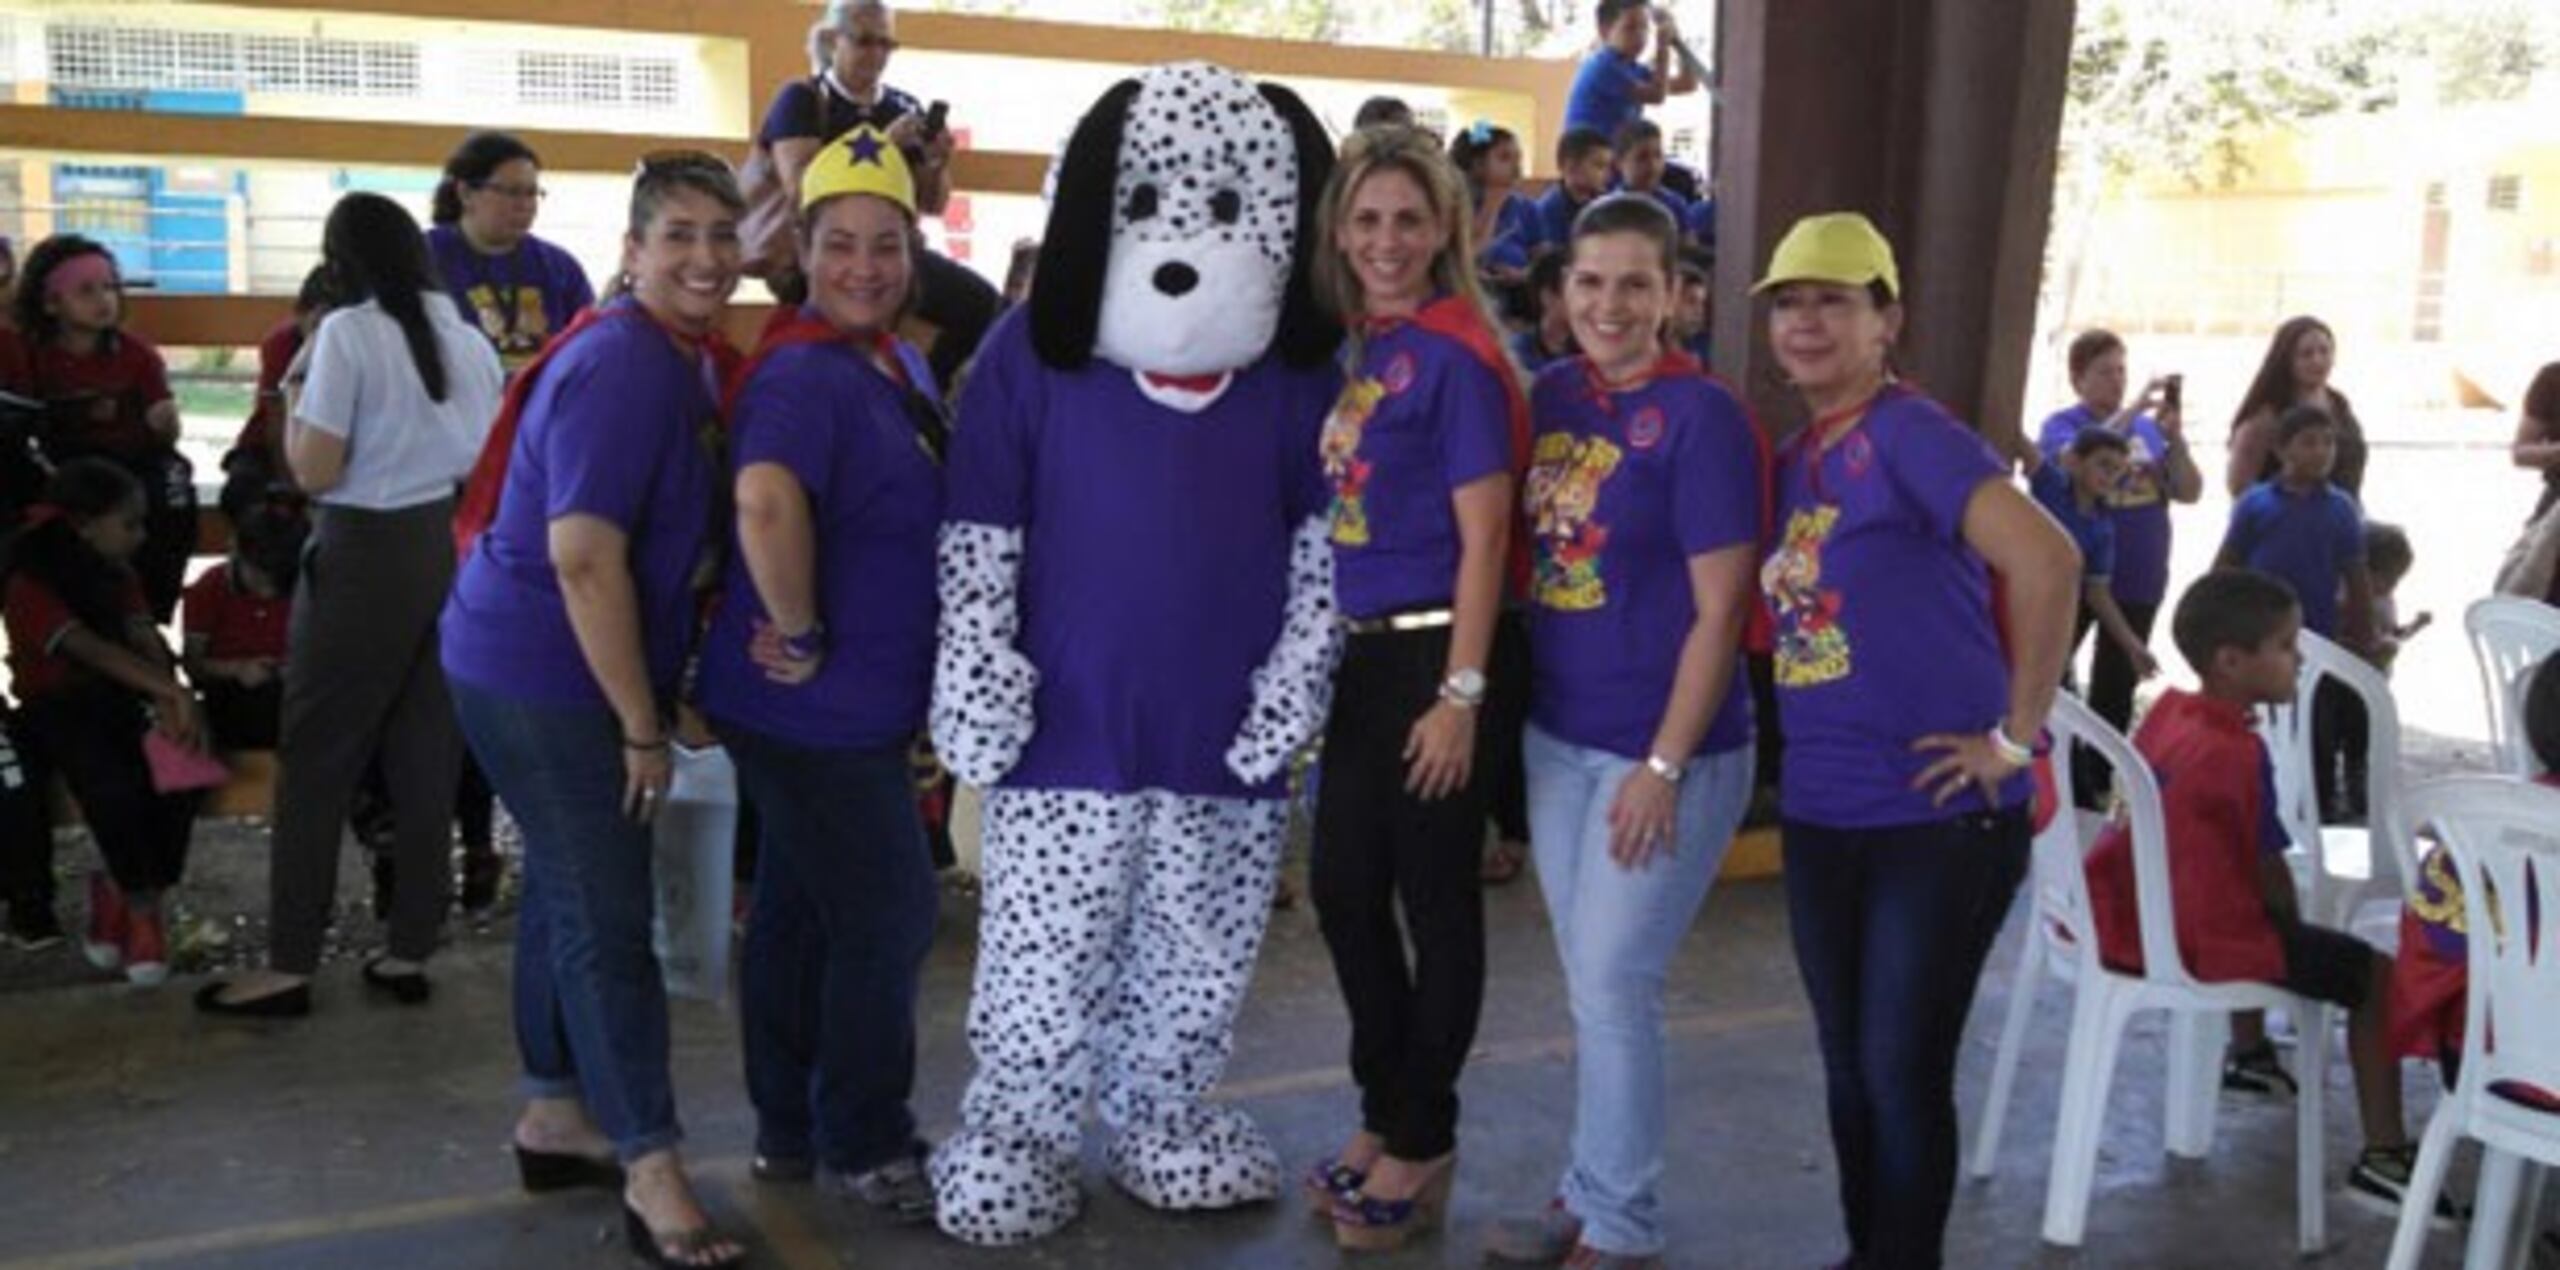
<box><xmin>473</xmin><ymin>181</ymin><xmax>546</xmax><ymax>201</ymax></box>
<box><xmin>850</xmin><ymin>34</ymin><xmax>899</xmax><ymax>51</ymax></box>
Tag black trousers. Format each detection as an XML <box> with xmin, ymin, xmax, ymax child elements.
<box><xmin>1479</xmin><ymin>611</ymin><xmax>1531</xmax><ymax>844</ymax></box>
<box><xmin>1311</xmin><ymin>624</ymin><xmax>1489</xmax><ymax>1160</ymax></box>
<box><xmin>0</xmin><ymin>709</ymin><xmax>54</xmax><ymax>911</ymax></box>
<box><xmin>202</xmin><ymin>678</ymin><xmax>282</xmax><ymax>750</ymax></box>
<box><xmin>2313</xmin><ymin>677</ymin><xmax>2369</xmax><ymax>822</ymax></box>
<box><xmin>23</xmin><ymin>685</ymin><xmax>194</xmax><ymax>895</ymax></box>
<box><xmin>2067</xmin><ymin>598</ymin><xmax>2160</xmax><ymax>805</ymax></box>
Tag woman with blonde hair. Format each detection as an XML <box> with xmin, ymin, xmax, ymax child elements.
<box><xmin>1304</xmin><ymin>124</ymin><xmax>1527</xmax><ymax>1252</ymax></box>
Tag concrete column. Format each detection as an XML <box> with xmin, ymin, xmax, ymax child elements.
<box><xmin>1712</xmin><ymin>0</ymin><xmax>2075</xmax><ymax>449</ymax></box>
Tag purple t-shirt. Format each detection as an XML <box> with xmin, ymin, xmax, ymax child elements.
<box><xmin>424</xmin><ymin>226</ymin><xmax>595</xmax><ymax>372</ymax></box>
<box><xmin>441</xmin><ymin>305</ymin><xmax>718</xmax><ymax>705</ymax></box>
<box><xmin>2036</xmin><ymin>404</ymin><xmax>2175</xmax><ymax>605</ymax></box>
<box><xmin>1763</xmin><ymin>387</ymin><xmax>2027</xmax><ymax>828</ymax></box>
<box><xmin>945</xmin><ymin>311</ymin><xmax>1336</xmax><ymax>800</ymax></box>
<box><xmin>1322</xmin><ymin>322</ymin><xmax>1514</xmax><ymax>620</ymax></box>
<box><xmin>2221</xmin><ymin>480</ymin><xmax>2364</xmax><ymax>637</ymax></box>
<box><xmin>698</xmin><ymin>333</ymin><xmax>943</xmax><ymax>750</ymax></box>
<box><xmin>1525</xmin><ymin>360</ymin><xmax>1761</xmax><ymax>759</ymax></box>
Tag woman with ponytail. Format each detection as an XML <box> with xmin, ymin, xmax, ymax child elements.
<box><xmin>199</xmin><ymin>193</ymin><xmax>503</xmax><ymax>1018</ymax></box>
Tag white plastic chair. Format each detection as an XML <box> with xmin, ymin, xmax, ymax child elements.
<box><xmin>2386</xmin><ymin>777</ymin><xmax>2560</xmax><ymax>1270</ymax></box>
<box><xmin>2466</xmin><ymin>597</ymin><xmax>2560</xmax><ymax>778</ymax></box>
<box><xmin>1966</xmin><ymin>695</ymin><xmax>2329</xmax><ymax>1252</ymax></box>
<box><xmin>2260</xmin><ymin>630</ymin><xmax>2420</xmax><ymax>940</ymax></box>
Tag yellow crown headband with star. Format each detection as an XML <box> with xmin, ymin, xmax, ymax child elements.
<box><xmin>801</xmin><ymin>125</ymin><xmax>916</xmax><ymax>218</ymax></box>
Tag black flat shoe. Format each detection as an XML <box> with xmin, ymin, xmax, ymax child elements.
<box><xmin>193</xmin><ymin>980</ymin><xmax>311</xmax><ymax>1019</ymax></box>
<box><xmin>622</xmin><ymin>1201</ymin><xmax>746</xmax><ymax>1269</ymax></box>
<box><xmin>360</xmin><ymin>958</ymin><xmax>431</xmax><ymax>1005</ymax></box>
<box><xmin>513</xmin><ymin>1143</ymin><xmax>624</xmax><ymax>1194</ymax></box>
<box><xmin>750</xmin><ymin>1154</ymin><xmax>813</xmax><ymax>1183</ymax></box>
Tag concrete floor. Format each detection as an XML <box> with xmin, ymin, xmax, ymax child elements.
<box><xmin>0</xmin><ymin>836</ymin><xmax>2521</xmax><ymax>1270</ymax></box>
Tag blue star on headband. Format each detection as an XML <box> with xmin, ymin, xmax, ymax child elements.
<box><xmin>845</xmin><ymin>132</ymin><xmax>887</xmax><ymax>166</ymax></box>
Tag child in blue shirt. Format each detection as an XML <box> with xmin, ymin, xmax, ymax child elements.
<box><xmin>2030</xmin><ymin>428</ymin><xmax>2159</xmax><ymax>682</ymax></box>
<box><xmin>1536</xmin><ymin>129</ymin><xmax>1614</xmax><ymax>249</ymax></box>
<box><xmin>1611</xmin><ymin>119</ymin><xmax>1691</xmax><ymax>222</ymax></box>
<box><xmin>2217</xmin><ymin>403</ymin><xmax>2374</xmax><ymax>822</ymax></box>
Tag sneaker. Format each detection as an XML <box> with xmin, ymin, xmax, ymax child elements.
<box><xmin>2345</xmin><ymin>1146</ymin><xmax>2465</xmax><ymax>1230</ymax></box>
<box><xmin>1484</xmin><ymin>1197</ymin><xmax>1583</xmax><ymax>1265</ymax></box>
<box><xmin>2222</xmin><ymin>1041</ymin><xmax>2298</xmax><ymax>1098</ymax></box>
<box><xmin>5</xmin><ymin>902</ymin><xmax>64</xmax><ymax>951</ymax></box>
<box><xmin>123</xmin><ymin>907</ymin><xmax>168</xmax><ymax>987</ymax></box>
<box><xmin>82</xmin><ymin>875</ymin><xmax>127</xmax><ymax>971</ymax></box>
<box><xmin>1562</xmin><ymin>1245</ymin><xmax>1666</xmax><ymax>1270</ymax></box>
<box><xmin>822</xmin><ymin>1152</ymin><xmax>935</xmax><ymax>1223</ymax></box>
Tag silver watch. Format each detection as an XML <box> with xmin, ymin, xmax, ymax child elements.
<box><xmin>1440</xmin><ymin>668</ymin><xmax>1487</xmax><ymax>708</ymax></box>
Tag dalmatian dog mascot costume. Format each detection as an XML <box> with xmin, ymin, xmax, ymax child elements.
<box><xmin>928</xmin><ymin>63</ymin><xmax>1342</xmax><ymax>1246</ymax></box>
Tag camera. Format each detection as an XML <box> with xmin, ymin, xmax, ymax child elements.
<box><xmin>2163</xmin><ymin>374</ymin><xmax>2183</xmax><ymax>410</ymax></box>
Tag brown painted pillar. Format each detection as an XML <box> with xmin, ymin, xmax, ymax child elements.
<box><xmin>1712</xmin><ymin>0</ymin><xmax>2075</xmax><ymax>451</ymax></box>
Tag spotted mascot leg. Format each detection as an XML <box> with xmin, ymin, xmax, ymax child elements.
<box><xmin>932</xmin><ymin>788</ymin><xmax>1141</xmax><ymax>1246</ymax></box>
<box><xmin>1097</xmin><ymin>793</ymin><xmax>1290</xmax><ymax>1211</ymax></box>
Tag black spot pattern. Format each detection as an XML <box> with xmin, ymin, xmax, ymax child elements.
<box><xmin>930</xmin><ymin>789</ymin><xmax>1291</xmax><ymax>1243</ymax></box>
<box><xmin>1224</xmin><ymin>514</ymin><xmax>1344</xmax><ymax>786</ymax></box>
<box><xmin>931</xmin><ymin>524</ymin><xmax>1040</xmax><ymax>788</ymax></box>
<box><xmin>1107</xmin><ymin>62</ymin><xmax>1298</xmax><ymax>270</ymax></box>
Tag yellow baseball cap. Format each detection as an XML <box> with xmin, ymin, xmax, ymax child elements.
<box><xmin>800</xmin><ymin>125</ymin><xmax>916</xmax><ymax>217</ymax></box>
<box><xmin>1752</xmin><ymin>211</ymin><xmax>1900</xmax><ymax>299</ymax></box>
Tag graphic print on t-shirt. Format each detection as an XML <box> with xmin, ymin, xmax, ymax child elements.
<box><xmin>2115</xmin><ymin>435</ymin><xmax>2165</xmax><ymax>509</ymax></box>
<box><xmin>464</xmin><ymin>283</ymin><xmax>552</xmax><ymax>368</ymax></box>
<box><xmin>1764</xmin><ymin>504</ymin><xmax>1850</xmax><ymax>686</ymax></box>
<box><xmin>1321</xmin><ymin>376</ymin><xmax>1386</xmax><ymax>547</ymax></box>
<box><xmin>1524</xmin><ymin>429</ymin><xmax>1623</xmax><ymax>611</ymax></box>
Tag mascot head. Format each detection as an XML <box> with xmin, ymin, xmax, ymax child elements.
<box><xmin>1030</xmin><ymin>62</ymin><xmax>1338</xmax><ymax>377</ymax></box>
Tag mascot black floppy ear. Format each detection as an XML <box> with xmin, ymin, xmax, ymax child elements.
<box><xmin>1031</xmin><ymin>77</ymin><xmax>1143</xmax><ymax>371</ymax></box>
<box><xmin>1259</xmin><ymin>81</ymin><xmax>1342</xmax><ymax>371</ymax></box>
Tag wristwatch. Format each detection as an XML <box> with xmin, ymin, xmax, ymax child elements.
<box><xmin>1644</xmin><ymin>754</ymin><xmax>1683</xmax><ymax>785</ymax></box>
<box><xmin>1440</xmin><ymin>668</ymin><xmax>1487</xmax><ymax>708</ymax></box>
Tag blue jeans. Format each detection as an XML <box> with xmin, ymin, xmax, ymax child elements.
<box><xmin>1783</xmin><ymin>809</ymin><xmax>2030</xmax><ymax>1270</ymax></box>
<box><xmin>1524</xmin><ymin>727</ymin><xmax>1751</xmax><ymax>1257</ymax></box>
<box><xmin>718</xmin><ymin>724</ymin><xmax>936</xmax><ymax>1173</ymax></box>
<box><xmin>451</xmin><ymin>678</ymin><xmax>680</xmax><ymax>1163</ymax></box>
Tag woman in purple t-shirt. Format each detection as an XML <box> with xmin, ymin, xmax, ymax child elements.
<box><xmin>425</xmin><ymin>132</ymin><xmax>596</xmax><ymax>374</ymax></box>
<box><xmin>441</xmin><ymin>156</ymin><xmax>748</xmax><ymax>1270</ymax></box>
<box><xmin>1755</xmin><ymin>213</ymin><xmax>2080</xmax><ymax>1270</ymax></box>
<box><xmin>1305</xmin><ymin>127</ymin><xmax>1520</xmax><ymax>1252</ymax></box>
<box><xmin>694</xmin><ymin>128</ymin><xmax>944</xmax><ymax>1222</ymax></box>
<box><xmin>2034</xmin><ymin>328</ymin><xmax>2201</xmax><ymax>799</ymax></box>
<box><xmin>1484</xmin><ymin>195</ymin><xmax>1764</xmax><ymax>1266</ymax></box>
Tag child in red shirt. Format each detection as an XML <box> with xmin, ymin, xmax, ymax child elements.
<box><xmin>183</xmin><ymin>503</ymin><xmax>303</xmax><ymax>750</ymax></box>
<box><xmin>2</xmin><ymin>459</ymin><xmax>204</xmax><ymax>986</ymax></box>
<box><xmin>2082</xmin><ymin>568</ymin><xmax>2430</xmax><ymax>1218</ymax></box>
<box><xmin>2390</xmin><ymin>655</ymin><xmax>2560</xmax><ymax>1073</ymax></box>
<box><xmin>14</xmin><ymin>235</ymin><xmax>196</xmax><ymax>621</ymax></box>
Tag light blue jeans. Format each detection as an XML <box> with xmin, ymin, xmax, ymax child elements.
<box><xmin>1524</xmin><ymin>724</ymin><xmax>1752</xmax><ymax>1257</ymax></box>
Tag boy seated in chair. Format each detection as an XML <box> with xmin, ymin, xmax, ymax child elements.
<box><xmin>2082</xmin><ymin>568</ymin><xmax>2443</xmax><ymax>1222</ymax></box>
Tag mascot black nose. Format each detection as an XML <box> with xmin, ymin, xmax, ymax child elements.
<box><xmin>1152</xmin><ymin>262</ymin><xmax>1200</xmax><ymax>297</ymax></box>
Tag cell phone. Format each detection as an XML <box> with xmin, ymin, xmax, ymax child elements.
<box><xmin>920</xmin><ymin>100</ymin><xmax>949</xmax><ymax>144</ymax></box>
<box><xmin>2163</xmin><ymin>373</ymin><xmax>2183</xmax><ymax>410</ymax></box>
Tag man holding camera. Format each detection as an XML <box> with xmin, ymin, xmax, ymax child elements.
<box><xmin>754</xmin><ymin>0</ymin><xmax>999</xmax><ymax>389</ymax></box>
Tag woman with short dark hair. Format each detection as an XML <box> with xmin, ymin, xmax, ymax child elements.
<box><xmin>1756</xmin><ymin>211</ymin><xmax>2080</xmax><ymax>1270</ymax></box>
<box><xmin>428</xmin><ymin>131</ymin><xmax>596</xmax><ymax>372</ymax></box>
